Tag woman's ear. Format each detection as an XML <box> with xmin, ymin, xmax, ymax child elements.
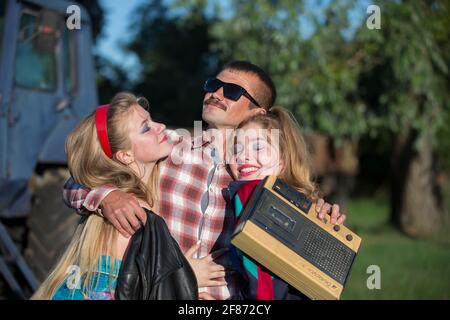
<box><xmin>253</xmin><ymin>107</ymin><xmax>267</xmax><ymax>116</ymax></box>
<box><xmin>115</xmin><ymin>150</ymin><xmax>134</xmax><ymax>166</ymax></box>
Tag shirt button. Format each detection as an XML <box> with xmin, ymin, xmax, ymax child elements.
<box><xmin>209</xmin><ymin>187</ymin><xmax>213</xmax><ymax>192</ymax></box>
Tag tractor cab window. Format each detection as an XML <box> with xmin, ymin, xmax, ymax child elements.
<box><xmin>15</xmin><ymin>9</ymin><xmax>59</xmax><ymax>91</ymax></box>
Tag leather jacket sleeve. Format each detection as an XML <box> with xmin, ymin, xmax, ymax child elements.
<box><xmin>115</xmin><ymin>209</ymin><xmax>198</xmax><ymax>300</ymax></box>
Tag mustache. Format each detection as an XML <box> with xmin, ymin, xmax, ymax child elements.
<box><xmin>204</xmin><ymin>97</ymin><xmax>227</xmax><ymax>111</ymax></box>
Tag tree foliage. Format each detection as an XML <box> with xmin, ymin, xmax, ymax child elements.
<box><xmin>201</xmin><ymin>0</ymin><xmax>449</xmax><ymax>145</ymax></box>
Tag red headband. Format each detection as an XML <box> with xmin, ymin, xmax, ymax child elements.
<box><xmin>95</xmin><ymin>104</ymin><xmax>113</xmax><ymax>158</ymax></box>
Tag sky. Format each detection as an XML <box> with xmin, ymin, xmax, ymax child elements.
<box><xmin>96</xmin><ymin>0</ymin><xmax>144</xmax><ymax>70</ymax></box>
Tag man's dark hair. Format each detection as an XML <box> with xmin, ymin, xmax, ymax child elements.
<box><xmin>221</xmin><ymin>61</ymin><xmax>277</xmax><ymax>109</ymax></box>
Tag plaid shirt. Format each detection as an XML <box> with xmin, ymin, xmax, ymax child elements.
<box><xmin>63</xmin><ymin>130</ymin><xmax>239</xmax><ymax>300</ymax></box>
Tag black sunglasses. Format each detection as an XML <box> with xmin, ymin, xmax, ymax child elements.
<box><xmin>203</xmin><ymin>78</ymin><xmax>261</xmax><ymax>108</ymax></box>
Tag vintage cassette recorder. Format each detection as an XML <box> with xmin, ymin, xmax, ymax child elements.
<box><xmin>231</xmin><ymin>176</ymin><xmax>361</xmax><ymax>300</ymax></box>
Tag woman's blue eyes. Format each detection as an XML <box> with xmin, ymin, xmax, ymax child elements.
<box><xmin>141</xmin><ymin>123</ymin><xmax>151</xmax><ymax>133</ymax></box>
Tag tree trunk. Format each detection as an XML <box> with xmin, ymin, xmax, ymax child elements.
<box><xmin>391</xmin><ymin>130</ymin><xmax>446</xmax><ymax>237</ymax></box>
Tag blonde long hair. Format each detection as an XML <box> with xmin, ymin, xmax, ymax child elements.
<box><xmin>32</xmin><ymin>92</ymin><xmax>159</xmax><ymax>299</ymax></box>
<box><xmin>237</xmin><ymin>106</ymin><xmax>321</xmax><ymax>201</ymax></box>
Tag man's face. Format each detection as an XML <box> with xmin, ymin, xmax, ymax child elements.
<box><xmin>202</xmin><ymin>69</ymin><xmax>263</xmax><ymax>129</ymax></box>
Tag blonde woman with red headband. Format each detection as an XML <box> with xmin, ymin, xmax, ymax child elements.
<box><xmin>32</xmin><ymin>92</ymin><xmax>198</xmax><ymax>300</ymax></box>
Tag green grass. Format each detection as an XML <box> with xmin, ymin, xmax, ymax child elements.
<box><xmin>341</xmin><ymin>193</ymin><xmax>450</xmax><ymax>300</ymax></box>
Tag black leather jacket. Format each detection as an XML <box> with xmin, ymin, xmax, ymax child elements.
<box><xmin>115</xmin><ymin>209</ymin><xmax>198</xmax><ymax>300</ymax></box>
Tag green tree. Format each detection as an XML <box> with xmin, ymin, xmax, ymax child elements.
<box><xmin>354</xmin><ymin>0</ymin><xmax>450</xmax><ymax>235</ymax></box>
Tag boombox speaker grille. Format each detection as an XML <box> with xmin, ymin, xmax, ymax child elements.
<box><xmin>250</xmin><ymin>190</ymin><xmax>356</xmax><ymax>285</ymax></box>
<box><xmin>300</xmin><ymin>223</ymin><xmax>355</xmax><ymax>284</ymax></box>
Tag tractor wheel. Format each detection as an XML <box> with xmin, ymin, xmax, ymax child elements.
<box><xmin>24</xmin><ymin>168</ymin><xmax>80</xmax><ymax>282</ymax></box>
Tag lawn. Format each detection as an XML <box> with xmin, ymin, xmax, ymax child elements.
<box><xmin>341</xmin><ymin>191</ymin><xmax>450</xmax><ymax>300</ymax></box>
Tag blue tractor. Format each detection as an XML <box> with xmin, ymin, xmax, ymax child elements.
<box><xmin>0</xmin><ymin>0</ymin><xmax>98</xmax><ymax>298</ymax></box>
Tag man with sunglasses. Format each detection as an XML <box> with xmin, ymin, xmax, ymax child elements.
<box><xmin>62</xmin><ymin>61</ymin><xmax>345</xmax><ymax>300</ymax></box>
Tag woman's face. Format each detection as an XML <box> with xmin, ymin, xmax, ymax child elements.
<box><xmin>230</xmin><ymin>122</ymin><xmax>282</xmax><ymax>181</ymax></box>
<box><xmin>125</xmin><ymin>104</ymin><xmax>172</xmax><ymax>164</ymax></box>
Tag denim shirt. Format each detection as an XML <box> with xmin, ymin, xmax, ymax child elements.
<box><xmin>52</xmin><ymin>256</ymin><xmax>122</xmax><ymax>300</ymax></box>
